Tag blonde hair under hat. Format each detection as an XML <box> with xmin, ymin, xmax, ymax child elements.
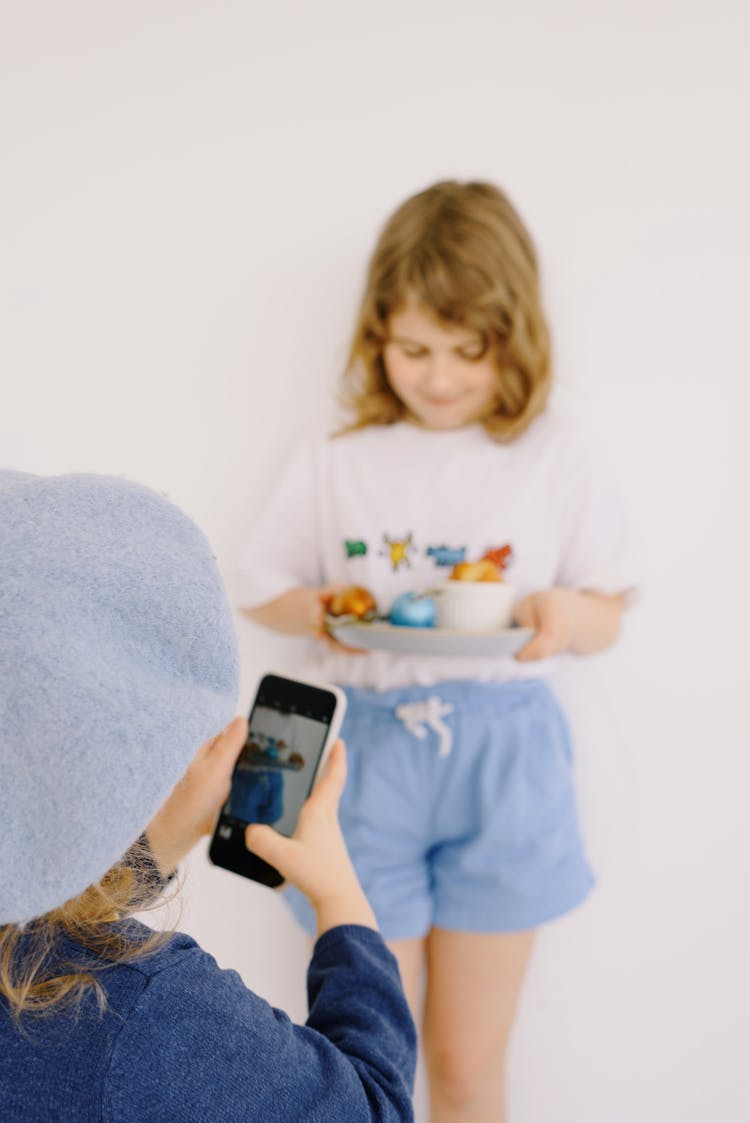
<box><xmin>0</xmin><ymin>470</ymin><xmax>239</xmax><ymax>926</ymax></box>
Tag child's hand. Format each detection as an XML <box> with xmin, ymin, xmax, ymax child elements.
<box><xmin>316</xmin><ymin>584</ymin><xmax>368</xmax><ymax>655</ymax></box>
<box><xmin>244</xmin><ymin>741</ymin><xmax>377</xmax><ymax>935</ymax></box>
<box><xmin>513</xmin><ymin>588</ymin><xmax>578</xmax><ymax>661</ymax></box>
<box><xmin>146</xmin><ymin>716</ymin><xmax>248</xmax><ymax>878</ymax></box>
<box><xmin>514</xmin><ymin>587</ymin><xmax>626</xmax><ymax>659</ymax></box>
<box><xmin>243</xmin><ymin>585</ymin><xmax>366</xmax><ymax>653</ymax></box>
<box><xmin>282</xmin><ymin>584</ymin><xmax>343</xmax><ymax>635</ymax></box>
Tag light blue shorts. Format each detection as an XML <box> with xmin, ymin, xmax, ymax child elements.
<box><xmin>284</xmin><ymin>679</ymin><xmax>594</xmax><ymax>939</ymax></box>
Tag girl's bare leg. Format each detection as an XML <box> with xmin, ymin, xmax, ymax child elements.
<box><xmin>422</xmin><ymin>927</ymin><xmax>535</xmax><ymax>1123</ymax></box>
<box><xmin>386</xmin><ymin>936</ymin><xmax>427</xmax><ymax>1024</ymax></box>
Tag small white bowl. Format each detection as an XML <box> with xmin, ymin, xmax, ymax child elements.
<box><xmin>436</xmin><ymin>580</ymin><xmax>517</xmax><ymax>631</ymax></box>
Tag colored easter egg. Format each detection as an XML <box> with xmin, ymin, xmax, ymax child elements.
<box><xmin>389</xmin><ymin>592</ymin><xmax>437</xmax><ymax>628</ymax></box>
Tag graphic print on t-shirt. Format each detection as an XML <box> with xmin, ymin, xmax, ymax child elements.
<box><xmin>380</xmin><ymin>533</ymin><xmax>416</xmax><ymax>572</ymax></box>
<box><xmin>426</xmin><ymin>544</ymin><xmax>467</xmax><ymax>568</ymax></box>
<box><xmin>342</xmin><ymin>536</ymin><xmax>480</xmax><ymax>572</ymax></box>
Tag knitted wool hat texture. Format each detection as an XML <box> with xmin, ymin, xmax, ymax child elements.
<box><xmin>0</xmin><ymin>471</ymin><xmax>239</xmax><ymax>925</ymax></box>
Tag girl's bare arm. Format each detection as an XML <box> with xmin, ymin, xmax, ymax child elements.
<box><xmin>243</xmin><ymin>585</ymin><xmax>366</xmax><ymax>654</ymax></box>
<box><xmin>242</xmin><ymin>587</ymin><xmax>328</xmax><ymax>636</ymax></box>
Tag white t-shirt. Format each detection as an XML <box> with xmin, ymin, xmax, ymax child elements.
<box><xmin>237</xmin><ymin>409</ymin><xmax>638</xmax><ymax>690</ymax></box>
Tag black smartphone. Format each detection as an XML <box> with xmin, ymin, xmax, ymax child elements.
<box><xmin>209</xmin><ymin>672</ymin><xmax>346</xmax><ymax>888</ymax></box>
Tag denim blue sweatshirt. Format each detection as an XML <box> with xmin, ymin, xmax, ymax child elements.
<box><xmin>0</xmin><ymin>923</ymin><xmax>416</xmax><ymax>1122</ymax></box>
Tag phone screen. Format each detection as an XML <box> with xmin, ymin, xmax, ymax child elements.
<box><xmin>209</xmin><ymin>674</ymin><xmax>342</xmax><ymax>886</ymax></box>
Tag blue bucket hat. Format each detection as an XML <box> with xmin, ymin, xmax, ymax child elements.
<box><xmin>0</xmin><ymin>470</ymin><xmax>239</xmax><ymax>925</ymax></box>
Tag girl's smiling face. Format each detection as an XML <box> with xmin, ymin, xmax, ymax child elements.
<box><xmin>383</xmin><ymin>299</ymin><xmax>499</xmax><ymax>430</ymax></box>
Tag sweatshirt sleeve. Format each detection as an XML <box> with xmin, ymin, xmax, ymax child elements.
<box><xmin>236</xmin><ymin>438</ymin><xmax>324</xmax><ymax>609</ymax></box>
<box><xmin>104</xmin><ymin>926</ymin><xmax>416</xmax><ymax>1123</ymax></box>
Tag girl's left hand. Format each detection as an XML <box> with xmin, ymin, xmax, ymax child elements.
<box><xmin>146</xmin><ymin>715</ymin><xmax>248</xmax><ymax>878</ymax></box>
<box><xmin>513</xmin><ymin>588</ymin><xmax>578</xmax><ymax>662</ymax></box>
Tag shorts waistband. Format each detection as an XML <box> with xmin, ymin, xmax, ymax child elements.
<box><xmin>339</xmin><ymin>677</ymin><xmax>556</xmax><ymax>716</ymax></box>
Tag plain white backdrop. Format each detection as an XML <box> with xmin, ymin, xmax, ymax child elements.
<box><xmin>2</xmin><ymin>3</ymin><xmax>748</xmax><ymax>1120</ymax></box>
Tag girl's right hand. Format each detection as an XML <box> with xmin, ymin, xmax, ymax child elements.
<box><xmin>244</xmin><ymin>741</ymin><xmax>377</xmax><ymax>936</ymax></box>
<box><xmin>243</xmin><ymin>585</ymin><xmax>366</xmax><ymax>653</ymax></box>
<box><xmin>316</xmin><ymin>584</ymin><xmax>367</xmax><ymax>654</ymax></box>
<box><xmin>269</xmin><ymin>583</ymin><xmax>343</xmax><ymax>635</ymax></box>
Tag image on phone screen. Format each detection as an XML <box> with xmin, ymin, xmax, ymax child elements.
<box><xmin>209</xmin><ymin>674</ymin><xmax>343</xmax><ymax>887</ymax></box>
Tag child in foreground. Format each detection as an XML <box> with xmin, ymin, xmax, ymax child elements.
<box><xmin>239</xmin><ymin>180</ymin><xmax>637</xmax><ymax>1122</ymax></box>
<box><xmin>0</xmin><ymin>470</ymin><xmax>416</xmax><ymax>1122</ymax></box>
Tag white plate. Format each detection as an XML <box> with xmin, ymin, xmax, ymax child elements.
<box><xmin>327</xmin><ymin>619</ymin><xmax>534</xmax><ymax>657</ymax></box>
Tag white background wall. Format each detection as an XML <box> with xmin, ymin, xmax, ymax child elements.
<box><xmin>2</xmin><ymin>2</ymin><xmax>748</xmax><ymax>1120</ymax></box>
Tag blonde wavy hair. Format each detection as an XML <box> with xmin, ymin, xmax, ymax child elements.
<box><xmin>0</xmin><ymin>838</ymin><xmax>175</xmax><ymax>1021</ymax></box>
<box><xmin>338</xmin><ymin>179</ymin><xmax>552</xmax><ymax>441</ymax></box>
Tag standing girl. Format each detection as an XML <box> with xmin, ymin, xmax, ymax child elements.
<box><xmin>239</xmin><ymin>180</ymin><xmax>637</xmax><ymax>1122</ymax></box>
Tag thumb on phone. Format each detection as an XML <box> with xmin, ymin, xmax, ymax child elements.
<box><xmin>303</xmin><ymin>739</ymin><xmax>347</xmax><ymax>811</ymax></box>
<box><xmin>243</xmin><ymin>741</ymin><xmax>346</xmax><ymax>870</ymax></box>
<box><xmin>244</xmin><ymin>740</ymin><xmax>369</xmax><ymax>916</ymax></box>
<box><xmin>244</xmin><ymin>822</ymin><xmax>294</xmax><ymax>871</ymax></box>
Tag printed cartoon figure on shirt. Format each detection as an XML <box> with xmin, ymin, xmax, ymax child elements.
<box><xmin>380</xmin><ymin>532</ymin><xmax>416</xmax><ymax>572</ymax></box>
<box><xmin>238</xmin><ymin>179</ymin><xmax>638</xmax><ymax>1121</ymax></box>
<box><xmin>426</xmin><ymin>544</ymin><xmax>467</xmax><ymax>569</ymax></box>
<box><xmin>344</xmin><ymin>538</ymin><xmax>368</xmax><ymax>559</ymax></box>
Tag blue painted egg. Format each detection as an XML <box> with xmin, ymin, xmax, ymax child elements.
<box><xmin>389</xmin><ymin>592</ymin><xmax>437</xmax><ymax>628</ymax></box>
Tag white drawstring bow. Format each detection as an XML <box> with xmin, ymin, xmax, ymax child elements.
<box><xmin>395</xmin><ymin>697</ymin><xmax>455</xmax><ymax>757</ymax></box>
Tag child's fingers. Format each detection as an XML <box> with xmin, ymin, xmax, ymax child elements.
<box><xmin>244</xmin><ymin>822</ymin><xmax>295</xmax><ymax>869</ymax></box>
<box><xmin>202</xmin><ymin>715</ymin><xmax>248</xmax><ymax>774</ymax></box>
<box><xmin>318</xmin><ymin>583</ymin><xmax>347</xmax><ymax>610</ymax></box>
<box><xmin>322</xmin><ymin>738</ymin><xmax>347</xmax><ymax>787</ymax></box>
<box><xmin>515</xmin><ymin>638</ymin><xmax>541</xmax><ymax>661</ymax></box>
<box><xmin>512</xmin><ymin>597</ymin><xmax>537</xmax><ymax>630</ymax></box>
<box><xmin>184</xmin><ymin>716</ymin><xmax>247</xmax><ymax>793</ymax></box>
<box><xmin>217</xmin><ymin>715</ymin><xmax>248</xmax><ymax>753</ymax></box>
<box><xmin>515</xmin><ymin>630</ymin><xmax>555</xmax><ymax>661</ymax></box>
<box><xmin>316</xmin><ymin>629</ymin><xmax>367</xmax><ymax>655</ymax></box>
<box><xmin>303</xmin><ymin>740</ymin><xmax>347</xmax><ymax>813</ymax></box>
<box><xmin>244</xmin><ymin>745</ymin><xmax>347</xmax><ymax>864</ymax></box>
